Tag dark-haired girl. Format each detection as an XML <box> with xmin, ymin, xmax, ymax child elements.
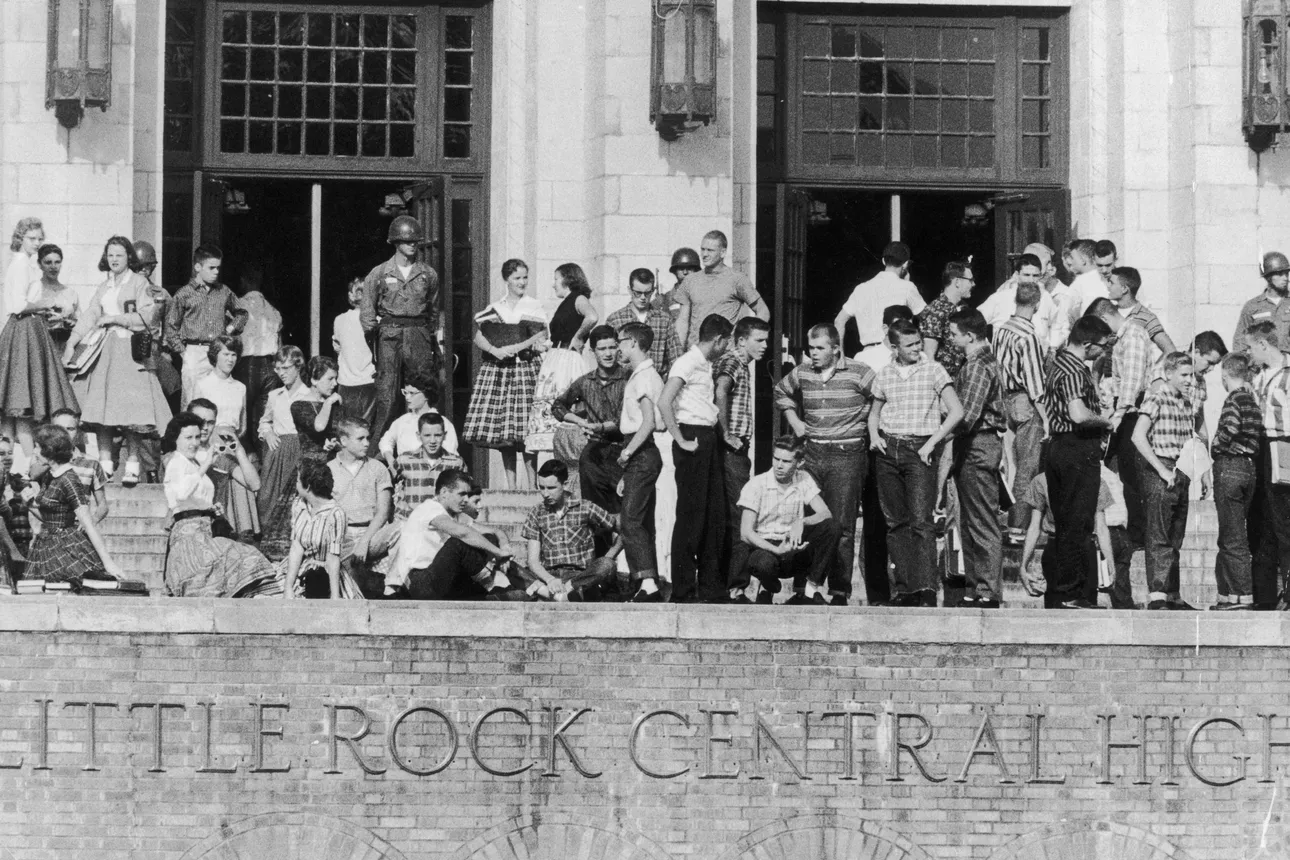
<box><xmin>526</xmin><ymin>261</ymin><xmax>598</xmax><ymax>455</ymax></box>
<box><xmin>463</xmin><ymin>258</ymin><xmax>547</xmax><ymax>489</ymax></box>
<box><xmin>257</xmin><ymin>458</ymin><xmax>362</xmax><ymax>599</ymax></box>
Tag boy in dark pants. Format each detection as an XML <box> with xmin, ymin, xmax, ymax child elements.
<box><xmin>1131</xmin><ymin>351</ymin><xmax>1198</xmax><ymax>610</ymax></box>
<box><xmin>616</xmin><ymin>322</ymin><xmax>666</xmax><ymax>602</ymax></box>
<box><xmin>1210</xmin><ymin>351</ymin><xmax>1261</xmax><ymax>609</ymax></box>
<box><xmin>947</xmin><ymin>309</ymin><xmax>1006</xmax><ymax>607</ymax></box>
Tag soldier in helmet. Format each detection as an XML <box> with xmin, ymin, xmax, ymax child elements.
<box><xmin>1234</xmin><ymin>251</ymin><xmax>1290</xmax><ymax>354</ymax></box>
<box><xmin>659</xmin><ymin>247</ymin><xmax>700</xmax><ymax>318</ymax></box>
<box><xmin>361</xmin><ymin>214</ymin><xmax>443</xmax><ymax>447</ymax></box>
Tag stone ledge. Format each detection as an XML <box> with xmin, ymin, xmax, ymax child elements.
<box><xmin>0</xmin><ymin>598</ymin><xmax>1285</xmax><ymax>647</ymax></box>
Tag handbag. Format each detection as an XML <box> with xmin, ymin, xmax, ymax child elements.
<box><xmin>553</xmin><ymin>421</ymin><xmax>591</xmax><ymax>465</ymax></box>
<box><xmin>130</xmin><ymin>312</ymin><xmax>152</xmax><ymax>362</ymax></box>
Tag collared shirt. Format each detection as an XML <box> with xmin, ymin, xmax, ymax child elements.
<box><xmin>360</xmin><ymin>257</ymin><xmax>441</xmax><ymax>334</ymax></box>
<box><xmin>164</xmin><ymin>450</ymin><xmax>216</xmax><ymax>512</ymax></box>
<box><xmin>606</xmin><ymin>304</ymin><xmax>682</xmax><ymax>376</ymax></box>
<box><xmin>333</xmin><ymin>308</ymin><xmax>375</xmax><ymax>386</ymax></box>
<box><xmin>69</xmin><ymin>454</ymin><xmax>106</xmax><ymax>496</ymax></box>
<box><xmin>378</xmin><ymin>409</ymin><xmax>459</xmax><ymax>461</ymax></box>
<box><xmin>992</xmin><ymin>316</ymin><xmax>1046</xmax><ymax>402</ymax></box>
<box><xmin>520</xmin><ymin>498</ymin><xmax>616</xmax><ymax>569</ymax></box>
<box><xmin>840</xmin><ymin>270</ymin><xmax>926</xmax><ymax>346</ymax></box>
<box><xmin>1213</xmin><ymin>387</ymin><xmax>1262</xmax><ymax>457</ymax></box>
<box><xmin>1139</xmin><ymin>384</ymin><xmax>1195</xmax><ymax>459</ymax></box>
<box><xmin>979</xmin><ymin>277</ymin><xmax>1061</xmax><ymax>347</ymax></box>
<box><xmin>1234</xmin><ymin>290</ymin><xmax>1290</xmax><ymax>353</ymax></box>
<box><xmin>736</xmin><ymin>469</ymin><xmax>821</xmax><ymax>540</ymax></box>
<box><xmin>236</xmin><ymin>291</ymin><xmax>281</xmax><ymax>356</ymax></box>
<box><xmin>164</xmin><ymin>281</ymin><xmax>248</xmax><ymax>354</ymax></box>
<box><xmin>194</xmin><ymin>372</ymin><xmax>247</xmax><ymax>436</ymax></box>
<box><xmin>955</xmin><ymin>348</ymin><xmax>1006</xmax><ymax>434</ymax></box>
<box><xmin>393</xmin><ymin>448</ymin><xmax>465</xmax><ymax>519</ymax></box>
<box><xmin>1046</xmin><ymin>281</ymin><xmax>1081</xmax><ymax>347</ymax></box>
<box><xmin>1121</xmin><ymin>301</ymin><xmax>1165</xmax><ymax>345</ymax></box>
<box><xmin>551</xmin><ymin>366</ymin><xmax>628</xmax><ymax>442</ymax></box>
<box><xmin>327</xmin><ymin>456</ymin><xmax>392</xmax><ymax>525</ymax></box>
<box><xmin>712</xmin><ymin>351</ymin><xmax>753</xmax><ymax>439</ymax></box>
<box><xmin>1044</xmin><ymin>348</ymin><xmax>1102</xmax><ymax>434</ymax></box>
<box><xmin>1260</xmin><ymin>359</ymin><xmax>1290</xmax><ymax>439</ymax></box>
<box><xmin>259</xmin><ymin>382</ymin><xmax>312</xmax><ymax>438</ymax></box>
<box><xmin>1071</xmin><ymin>270</ymin><xmax>1109</xmax><ymax>316</ymax></box>
<box><xmin>918</xmin><ymin>294</ymin><xmax>966</xmax><ymax>376</ymax></box>
<box><xmin>668</xmin><ymin>346</ymin><xmax>719</xmax><ymax>426</ymax></box>
<box><xmin>872</xmin><ymin>358</ymin><xmax>954</xmax><ymax>436</ymax></box>
<box><xmin>395</xmin><ymin>499</ymin><xmax>469</xmax><ymax>580</ymax></box>
<box><xmin>854</xmin><ymin>342</ymin><xmax>892</xmax><ymax>372</ymax></box>
<box><xmin>621</xmin><ymin>359</ymin><xmax>665</xmax><ymax>436</ymax></box>
<box><xmin>672</xmin><ymin>264</ymin><xmax>765</xmax><ymax>347</ymax></box>
<box><xmin>1109</xmin><ymin>321</ymin><xmax>1153</xmax><ymax>419</ymax></box>
<box><xmin>773</xmin><ymin>356</ymin><xmax>876</xmax><ymax>442</ymax></box>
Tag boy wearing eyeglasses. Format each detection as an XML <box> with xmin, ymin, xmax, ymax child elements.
<box><xmin>607</xmin><ymin>269</ymin><xmax>682</xmax><ymax>377</ymax></box>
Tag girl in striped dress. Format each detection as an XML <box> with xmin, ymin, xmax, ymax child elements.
<box><xmin>273</xmin><ymin>458</ymin><xmax>362</xmax><ymax>599</ymax></box>
<box><xmin>463</xmin><ymin>258</ymin><xmax>548</xmax><ymax>490</ymax></box>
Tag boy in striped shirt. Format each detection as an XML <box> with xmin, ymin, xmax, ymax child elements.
<box><xmin>1210</xmin><ymin>351</ymin><xmax>1261</xmax><ymax>609</ymax></box>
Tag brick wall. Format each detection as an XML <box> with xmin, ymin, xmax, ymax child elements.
<box><xmin>1</xmin><ymin>601</ymin><xmax>1288</xmax><ymax>860</ymax></box>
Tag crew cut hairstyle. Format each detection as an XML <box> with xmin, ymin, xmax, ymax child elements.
<box><xmin>697</xmin><ymin>314</ymin><xmax>733</xmax><ymax>342</ymax></box>
<box><xmin>1247</xmin><ymin>321</ymin><xmax>1278</xmax><ymax>349</ymax></box>
<box><xmin>417</xmin><ymin>411</ymin><xmax>446</xmax><ymax>431</ymax></box>
<box><xmin>193</xmin><ymin>243</ymin><xmax>223</xmax><ymax>266</ymax></box>
<box><xmin>1015</xmin><ymin>281</ymin><xmax>1041</xmax><ymax>308</ymax></box>
<box><xmin>1066</xmin><ymin>238</ymin><xmax>1097</xmax><ymax>261</ymax></box>
<box><xmin>733</xmin><ymin>317</ymin><xmax>770</xmax><ymax>342</ymax></box>
<box><xmin>948</xmin><ymin>308</ymin><xmax>989</xmax><ymax>341</ymax></box>
<box><xmin>703</xmin><ymin>230</ymin><xmax>728</xmax><ymax>249</ymax></box>
<box><xmin>941</xmin><ymin>260</ymin><xmax>972</xmax><ymax>289</ymax></box>
<box><xmin>334</xmin><ymin>416</ymin><xmax>370</xmax><ymax>440</ymax></box>
<box><xmin>886</xmin><ymin>317</ymin><xmax>921</xmax><ymax>345</ymax></box>
<box><xmin>1110</xmin><ymin>266</ymin><xmax>1142</xmax><ymax>297</ymax></box>
<box><xmin>1221</xmin><ymin>351</ymin><xmax>1254</xmax><ymax>382</ymax></box>
<box><xmin>1085</xmin><ymin>297</ymin><xmax>1117</xmax><ymax>319</ymax></box>
<box><xmin>618</xmin><ymin>321</ymin><xmax>654</xmax><ymax>352</ymax></box>
<box><xmin>809</xmin><ymin>323</ymin><xmax>840</xmax><ymax>347</ymax></box>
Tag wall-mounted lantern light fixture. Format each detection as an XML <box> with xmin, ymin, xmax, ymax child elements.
<box><xmin>46</xmin><ymin>0</ymin><xmax>114</xmax><ymax>129</ymax></box>
<box><xmin>1244</xmin><ymin>0</ymin><xmax>1290</xmax><ymax>152</ymax></box>
<box><xmin>650</xmin><ymin>0</ymin><xmax>718</xmax><ymax>141</ymax></box>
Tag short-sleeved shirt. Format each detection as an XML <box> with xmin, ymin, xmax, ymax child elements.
<box><xmin>1121</xmin><ymin>302</ymin><xmax>1166</xmax><ymax>344</ymax></box>
<box><xmin>621</xmin><ymin>359</ymin><xmax>665</xmax><ymax>436</ymax></box>
<box><xmin>979</xmin><ymin>278</ymin><xmax>1060</xmax><ymax>347</ymax></box>
<box><xmin>36</xmin><ymin>467</ymin><xmax>89</xmax><ymax>530</ymax></box>
<box><xmin>520</xmin><ymin>498</ymin><xmax>616</xmax><ymax>569</ymax></box>
<box><xmin>69</xmin><ymin>454</ymin><xmax>107</xmax><ymax>496</ymax></box>
<box><xmin>379</xmin><ymin>409</ymin><xmax>459</xmax><ymax>459</ymax></box>
<box><xmin>872</xmin><ymin>358</ymin><xmax>954</xmax><ymax>437</ymax></box>
<box><xmin>1044</xmin><ymin>348</ymin><xmax>1102</xmax><ymax>434</ymax></box>
<box><xmin>992</xmin><ymin>316</ymin><xmax>1046</xmax><ymax>401</ymax></box>
<box><xmin>327</xmin><ymin>457</ymin><xmax>392</xmax><ymax>525</ymax></box>
<box><xmin>1071</xmin><ymin>270</ymin><xmax>1110</xmax><ymax>315</ymax></box>
<box><xmin>290</xmin><ymin>497</ymin><xmax>346</xmax><ymax>563</ymax></box>
<box><xmin>194</xmin><ymin>372</ymin><xmax>247</xmax><ymax>436</ymax></box>
<box><xmin>737</xmin><ymin>469</ymin><xmax>821</xmax><ymax>540</ymax></box>
<box><xmin>712</xmin><ymin>351</ymin><xmax>753</xmax><ymax>439</ymax></box>
<box><xmin>674</xmin><ymin>265</ymin><xmax>764</xmax><ymax>347</ymax></box>
<box><xmin>918</xmin><ymin>295</ymin><xmax>965</xmax><ymax>376</ymax></box>
<box><xmin>334</xmin><ymin>308</ymin><xmax>375</xmax><ymax>386</ymax></box>
<box><xmin>773</xmin><ymin>357</ymin><xmax>876</xmax><ymax>442</ymax></box>
<box><xmin>397</xmin><ymin>499</ymin><xmax>468</xmax><ymax>576</ymax></box>
<box><xmin>393</xmin><ymin>448</ymin><xmax>465</xmax><ymax>518</ymax></box>
<box><xmin>668</xmin><ymin>346</ymin><xmax>719</xmax><ymax>426</ymax></box>
<box><xmin>841</xmin><ymin>270</ymin><xmax>926</xmax><ymax>347</ymax></box>
<box><xmin>1025</xmin><ymin>473</ymin><xmax>1112</xmax><ymax>536</ymax></box>
<box><xmin>1138</xmin><ymin>385</ymin><xmax>1194</xmax><ymax>459</ymax></box>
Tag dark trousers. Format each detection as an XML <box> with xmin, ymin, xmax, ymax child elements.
<box><xmin>952</xmin><ymin>432</ymin><xmax>1003</xmax><ymax>600</ymax></box>
<box><xmin>861</xmin><ymin>450</ymin><xmax>890</xmax><ymax>604</ymax></box>
<box><xmin>1109</xmin><ymin>414</ymin><xmax>1145</xmax><ymax>548</ymax></box>
<box><xmin>875</xmin><ymin>434</ymin><xmax>938</xmax><ymax>596</ymax></box>
<box><xmin>1251</xmin><ymin>439</ymin><xmax>1290</xmax><ymax>605</ymax></box>
<box><xmin>1005</xmin><ymin>392</ymin><xmax>1046</xmax><ymax>532</ymax></box>
<box><xmin>1045</xmin><ymin>433</ymin><xmax>1103</xmax><ymax>605</ymax></box>
<box><xmin>1214</xmin><ymin>455</ymin><xmax>1256</xmax><ymax>598</ymax></box>
<box><xmin>719</xmin><ymin>440</ymin><xmax>751</xmax><ymax>586</ymax></box>
<box><xmin>621</xmin><ymin>441</ymin><xmax>662</xmax><ymax>580</ymax></box>
<box><xmin>407</xmin><ymin>536</ymin><xmax>494</xmax><ymax>600</ymax></box>
<box><xmin>1106</xmin><ymin>524</ymin><xmax>1137</xmax><ymax>609</ymax></box>
<box><xmin>339</xmin><ymin>383</ymin><xmax>377</xmax><ymax>427</ymax></box>
<box><xmin>235</xmin><ymin>355</ymin><xmax>278</xmax><ymax>444</ymax></box>
<box><xmin>372</xmin><ymin>324</ymin><xmax>440</xmax><ymax>444</ymax></box>
<box><xmin>1141</xmin><ymin>459</ymin><xmax>1188</xmax><ymax>599</ymax></box>
<box><xmin>804</xmin><ymin>439</ymin><xmax>866</xmax><ymax>597</ymax></box>
<box><xmin>579</xmin><ymin>439</ymin><xmax>624</xmax><ymax>514</ymax></box>
<box><xmin>671</xmin><ymin>425</ymin><xmax>725</xmax><ymax>602</ymax></box>
<box><xmin>729</xmin><ymin>518</ymin><xmax>842</xmax><ymax>593</ymax></box>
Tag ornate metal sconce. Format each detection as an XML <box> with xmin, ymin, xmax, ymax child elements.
<box><xmin>650</xmin><ymin>0</ymin><xmax>718</xmax><ymax>141</ymax></box>
<box><xmin>1244</xmin><ymin>0</ymin><xmax>1290</xmax><ymax>153</ymax></box>
<box><xmin>46</xmin><ymin>0</ymin><xmax>114</xmax><ymax>129</ymax></box>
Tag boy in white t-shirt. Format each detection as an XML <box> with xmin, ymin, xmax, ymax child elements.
<box><xmin>332</xmin><ymin>277</ymin><xmax>377</xmax><ymax>426</ymax></box>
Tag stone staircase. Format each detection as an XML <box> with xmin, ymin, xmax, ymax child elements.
<box><xmin>89</xmin><ymin>486</ymin><xmax>1226</xmax><ymax>610</ymax></box>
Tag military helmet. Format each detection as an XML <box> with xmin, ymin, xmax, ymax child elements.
<box><xmin>388</xmin><ymin>214</ymin><xmax>423</xmax><ymax>244</ymax></box>
<box><xmin>669</xmin><ymin>247</ymin><xmax>701</xmax><ymax>274</ymax></box>
<box><xmin>1263</xmin><ymin>250</ymin><xmax>1290</xmax><ymax>277</ymax></box>
<box><xmin>133</xmin><ymin>240</ymin><xmax>158</xmax><ymax>268</ymax></box>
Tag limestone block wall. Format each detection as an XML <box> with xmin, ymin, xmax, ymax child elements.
<box><xmin>0</xmin><ymin>0</ymin><xmax>141</xmax><ymax>308</ymax></box>
<box><xmin>1</xmin><ymin>601</ymin><xmax>1289</xmax><ymax>860</ymax></box>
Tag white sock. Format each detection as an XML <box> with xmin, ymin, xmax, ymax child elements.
<box><xmin>804</xmin><ymin>582</ymin><xmax>821</xmax><ymax>599</ymax></box>
<box><xmin>638</xmin><ymin>579</ymin><xmax>659</xmax><ymax>595</ymax></box>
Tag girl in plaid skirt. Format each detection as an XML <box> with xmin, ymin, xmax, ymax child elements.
<box><xmin>463</xmin><ymin>259</ymin><xmax>548</xmax><ymax>489</ymax></box>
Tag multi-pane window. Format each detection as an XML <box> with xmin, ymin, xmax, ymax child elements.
<box><xmin>442</xmin><ymin>16</ymin><xmax>475</xmax><ymax>159</ymax></box>
<box><xmin>164</xmin><ymin>5</ymin><xmax>198</xmax><ymax>153</ymax></box>
<box><xmin>217</xmin><ymin>9</ymin><xmax>419</xmax><ymax>158</ymax></box>
<box><xmin>757</xmin><ymin>19</ymin><xmax>781</xmax><ymax>165</ymax></box>
<box><xmin>778</xmin><ymin>12</ymin><xmax>1066</xmax><ymax>184</ymax></box>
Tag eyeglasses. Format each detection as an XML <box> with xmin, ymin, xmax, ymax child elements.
<box><xmin>630</xmin><ymin>288</ymin><xmax>655</xmax><ymax>298</ymax></box>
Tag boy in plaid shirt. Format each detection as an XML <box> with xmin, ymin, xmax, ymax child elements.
<box><xmin>522</xmin><ymin>460</ymin><xmax>621</xmax><ymax>601</ymax></box>
<box><xmin>1210</xmin><ymin>351</ymin><xmax>1261</xmax><ymax>609</ymax></box>
<box><xmin>1131</xmin><ymin>351</ymin><xmax>1197</xmax><ymax>610</ymax></box>
<box><xmin>868</xmin><ymin>318</ymin><xmax>964</xmax><ymax>607</ymax></box>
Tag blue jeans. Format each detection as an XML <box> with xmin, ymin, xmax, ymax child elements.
<box><xmin>875</xmin><ymin>434</ymin><xmax>938</xmax><ymax>596</ymax></box>
<box><xmin>1141</xmin><ymin>459</ymin><xmax>1189</xmax><ymax>600</ymax></box>
<box><xmin>804</xmin><ymin>439</ymin><xmax>867</xmax><ymax>597</ymax></box>
<box><xmin>952</xmin><ymin>432</ymin><xmax>1003</xmax><ymax>600</ymax></box>
<box><xmin>1214</xmin><ymin>455</ymin><xmax>1255</xmax><ymax>598</ymax></box>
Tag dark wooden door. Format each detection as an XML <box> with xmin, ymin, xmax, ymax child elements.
<box><xmin>774</xmin><ymin>184</ymin><xmax>811</xmax><ymax>382</ymax></box>
<box><xmin>992</xmin><ymin>187</ymin><xmax>1069</xmax><ymax>275</ymax></box>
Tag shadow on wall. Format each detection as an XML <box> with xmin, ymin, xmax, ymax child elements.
<box><xmin>176</xmin><ymin>812</ymin><xmax>1199</xmax><ymax>860</ymax></box>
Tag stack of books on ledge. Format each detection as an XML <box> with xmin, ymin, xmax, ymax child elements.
<box><xmin>9</xmin><ymin>579</ymin><xmax>149</xmax><ymax>596</ymax></box>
